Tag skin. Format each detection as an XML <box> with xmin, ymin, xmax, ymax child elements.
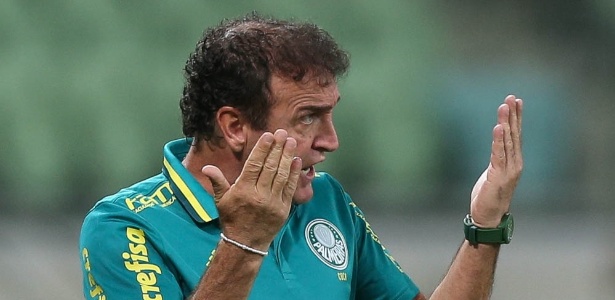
<box><xmin>185</xmin><ymin>73</ymin><xmax>523</xmax><ymax>299</ymax></box>
<box><xmin>187</xmin><ymin>74</ymin><xmax>341</xmax><ymax>299</ymax></box>
<box><xmin>430</xmin><ymin>95</ymin><xmax>523</xmax><ymax>300</ymax></box>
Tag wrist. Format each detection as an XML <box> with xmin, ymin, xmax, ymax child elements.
<box><xmin>469</xmin><ymin>209</ymin><xmax>509</xmax><ymax>228</ymax></box>
<box><xmin>464</xmin><ymin>213</ymin><xmax>514</xmax><ymax>245</ymax></box>
<box><xmin>220</xmin><ymin>227</ymin><xmax>274</xmax><ymax>251</ymax></box>
<box><xmin>471</xmin><ymin>218</ymin><xmax>500</xmax><ymax>228</ymax></box>
<box><xmin>219</xmin><ymin>233</ymin><xmax>270</xmax><ymax>256</ymax></box>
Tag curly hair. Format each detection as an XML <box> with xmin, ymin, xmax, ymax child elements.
<box><xmin>180</xmin><ymin>12</ymin><xmax>350</xmax><ymax>144</ymax></box>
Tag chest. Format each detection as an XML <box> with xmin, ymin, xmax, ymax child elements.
<box><xmin>161</xmin><ymin>209</ymin><xmax>357</xmax><ymax>299</ymax></box>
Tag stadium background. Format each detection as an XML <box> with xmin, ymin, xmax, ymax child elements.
<box><xmin>1</xmin><ymin>1</ymin><xmax>614</xmax><ymax>299</ymax></box>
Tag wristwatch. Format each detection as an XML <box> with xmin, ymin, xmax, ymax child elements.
<box><xmin>464</xmin><ymin>213</ymin><xmax>514</xmax><ymax>245</ymax></box>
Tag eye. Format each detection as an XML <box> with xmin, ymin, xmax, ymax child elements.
<box><xmin>299</xmin><ymin>114</ymin><xmax>315</xmax><ymax>125</ymax></box>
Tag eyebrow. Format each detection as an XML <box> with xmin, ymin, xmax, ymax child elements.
<box><xmin>297</xmin><ymin>104</ymin><xmax>334</xmax><ymax>114</ymax></box>
<box><xmin>296</xmin><ymin>96</ymin><xmax>341</xmax><ymax>113</ymax></box>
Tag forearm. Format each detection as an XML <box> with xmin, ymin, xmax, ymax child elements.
<box><xmin>430</xmin><ymin>241</ymin><xmax>500</xmax><ymax>300</ymax></box>
<box><xmin>191</xmin><ymin>241</ymin><xmax>265</xmax><ymax>300</ymax></box>
<box><xmin>428</xmin><ymin>95</ymin><xmax>522</xmax><ymax>300</ymax></box>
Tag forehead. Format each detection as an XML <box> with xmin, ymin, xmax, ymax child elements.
<box><xmin>269</xmin><ymin>74</ymin><xmax>340</xmax><ymax>108</ymax></box>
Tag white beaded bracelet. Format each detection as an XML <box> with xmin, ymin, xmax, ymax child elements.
<box><xmin>220</xmin><ymin>233</ymin><xmax>269</xmax><ymax>256</ymax></box>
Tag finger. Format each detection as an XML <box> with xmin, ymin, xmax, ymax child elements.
<box><xmin>497</xmin><ymin>102</ymin><xmax>509</xmax><ymax>126</ymax></box>
<box><xmin>516</xmin><ymin>98</ymin><xmax>523</xmax><ymax>136</ymax></box>
<box><xmin>497</xmin><ymin>103</ymin><xmax>514</xmax><ymax>166</ymax></box>
<box><xmin>271</xmin><ymin>137</ymin><xmax>297</xmax><ymax>198</ymax></box>
<box><xmin>237</xmin><ymin>132</ymin><xmax>275</xmax><ymax>183</ymax></box>
<box><xmin>282</xmin><ymin>157</ymin><xmax>302</xmax><ymax>205</ymax></box>
<box><xmin>514</xmin><ymin>98</ymin><xmax>524</xmax><ymax>166</ymax></box>
<box><xmin>505</xmin><ymin>95</ymin><xmax>521</xmax><ymax>161</ymax></box>
<box><xmin>490</xmin><ymin>124</ymin><xmax>505</xmax><ymax>170</ymax></box>
<box><xmin>505</xmin><ymin>95</ymin><xmax>519</xmax><ymax>139</ymax></box>
<box><xmin>256</xmin><ymin>129</ymin><xmax>288</xmax><ymax>192</ymax></box>
<box><xmin>201</xmin><ymin>165</ymin><xmax>230</xmax><ymax>200</ymax></box>
<box><xmin>505</xmin><ymin>95</ymin><xmax>519</xmax><ymax>130</ymax></box>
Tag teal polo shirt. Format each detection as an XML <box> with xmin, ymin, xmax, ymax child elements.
<box><xmin>80</xmin><ymin>139</ymin><xmax>421</xmax><ymax>299</ymax></box>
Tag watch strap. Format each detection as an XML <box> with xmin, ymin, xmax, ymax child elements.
<box><xmin>464</xmin><ymin>213</ymin><xmax>512</xmax><ymax>245</ymax></box>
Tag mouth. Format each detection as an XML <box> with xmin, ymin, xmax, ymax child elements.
<box><xmin>301</xmin><ymin>165</ymin><xmax>316</xmax><ymax>178</ymax></box>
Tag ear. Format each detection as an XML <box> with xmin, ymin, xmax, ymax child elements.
<box><xmin>216</xmin><ymin>106</ymin><xmax>247</xmax><ymax>153</ymax></box>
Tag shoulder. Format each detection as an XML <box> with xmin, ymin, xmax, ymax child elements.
<box><xmin>80</xmin><ymin>174</ymin><xmax>175</xmax><ymax>271</ymax></box>
<box><xmin>85</xmin><ymin>173</ymin><xmax>171</xmax><ymax>217</ymax></box>
<box><xmin>81</xmin><ymin>174</ymin><xmax>172</xmax><ymax>237</ymax></box>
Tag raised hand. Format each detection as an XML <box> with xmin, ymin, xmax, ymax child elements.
<box><xmin>470</xmin><ymin>95</ymin><xmax>523</xmax><ymax>228</ymax></box>
<box><xmin>201</xmin><ymin>129</ymin><xmax>303</xmax><ymax>251</ymax></box>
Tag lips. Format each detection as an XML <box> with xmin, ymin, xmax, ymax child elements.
<box><xmin>301</xmin><ymin>165</ymin><xmax>315</xmax><ymax>179</ymax></box>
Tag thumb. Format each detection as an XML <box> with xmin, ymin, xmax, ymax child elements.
<box><xmin>201</xmin><ymin>165</ymin><xmax>230</xmax><ymax>200</ymax></box>
<box><xmin>471</xmin><ymin>168</ymin><xmax>488</xmax><ymax>199</ymax></box>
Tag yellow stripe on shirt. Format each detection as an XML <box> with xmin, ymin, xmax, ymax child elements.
<box><xmin>163</xmin><ymin>158</ymin><xmax>212</xmax><ymax>222</ymax></box>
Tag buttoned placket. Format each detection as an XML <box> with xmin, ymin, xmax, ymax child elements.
<box><xmin>272</xmin><ymin>204</ymin><xmax>299</xmax><ymax>283</ymax></box>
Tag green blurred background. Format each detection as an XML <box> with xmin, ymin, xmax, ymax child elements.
<box><xmin>1</xmin><ymin>1</ymin><xmax>614</xmax><ymax>299</ymax></box>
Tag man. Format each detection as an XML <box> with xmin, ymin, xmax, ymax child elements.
<box><xmin>80</xmin><ymin>13</ymin><xmax>523</xmax><ymax>300</ymax></box>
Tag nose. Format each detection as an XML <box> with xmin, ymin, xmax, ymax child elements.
<box><xmin>313</xmin><ymin>116</ymin><xmax>339</xmax><ymax>152</ymax></box>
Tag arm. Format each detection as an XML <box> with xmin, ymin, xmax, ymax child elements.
<box><xmin>190</xmin><ymin>129</ymin><xmax>302</xmax><ymax>299</ymax></box>
<box><xmin>430</xmin><ymin>242</ymin><xmax>500</xmax><ymax>299</ymax></box>
<box><xmin>80</xmin><ymin>206</ymin><xmax>184</xmax><ymax>300</ymax></box>
<box><xmin>190</xmin><ymin>240</ymin><xmax>267</xmax><ymax>299</ymax></box>
<box><xmin>430</xmin><ymin>95</ymin><xmax>523</xmax><ymax>299</ymax></box>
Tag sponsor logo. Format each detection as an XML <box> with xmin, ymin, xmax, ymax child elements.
<box><xmin>305</xmin><ymin>219</ymin><xmax>348</xmax><ymax>270</ymax></box>
<box><xmin>82</xmin><ymin>248</ymin><xmax>106</xmax><ymax>300</ymax></box>
<box><xmin>123</xmin><ymin>227</ymin><xmax>163</xmax><ymax>300</ymax></box>
<box><xmin>125</xmin><ymin>182</ymin><xmax>175</xmax><ymax>213</ymax></box>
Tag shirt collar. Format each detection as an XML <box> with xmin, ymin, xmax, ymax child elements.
<box><xmin>162</xmin><ymin>138</ymin><xmax>219</xmax><ymax>223</ymax></box>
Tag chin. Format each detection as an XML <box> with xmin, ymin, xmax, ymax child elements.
<box><xmin>292</xmin><ymin>185</ymin><xmax>314</xmax><ymax>204</ymax></box>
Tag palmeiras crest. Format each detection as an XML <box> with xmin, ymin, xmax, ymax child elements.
<box><xmin>305</xmin><ymin>219</ymin><xmax>348</xmax><ymax>270</ymax></box>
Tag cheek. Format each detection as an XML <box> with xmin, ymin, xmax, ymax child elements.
<box><xmin>291</xmin><ymin>131</ymin><xmax>314</xmax><ymax>153</ymax></box>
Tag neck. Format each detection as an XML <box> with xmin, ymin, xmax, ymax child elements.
<box><xmin>182</xmin><ymin>141</ymin><xmax>242</xmax><ymax>195</ymax></box>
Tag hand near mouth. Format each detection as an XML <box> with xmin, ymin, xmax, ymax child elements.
<box><xmin>201</xmin><ymin>129</ymin><xmax>303</xmax><ymax>251</ymax></box>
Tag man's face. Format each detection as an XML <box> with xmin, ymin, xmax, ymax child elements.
<box><xmin>247</xmin><ymin>74</ymin><xmax>340</xmax><ymax>204</ymax></box>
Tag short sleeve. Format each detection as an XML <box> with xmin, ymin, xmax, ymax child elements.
<box><xmin>79</xmin><ymin>202</ymin><xmax>184</xmax><ymax>300</ymax></box>
<box><xmin>350</xmin><ymin>200</ymin><xmax>422</xmax><ymax>300</ymax></box>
